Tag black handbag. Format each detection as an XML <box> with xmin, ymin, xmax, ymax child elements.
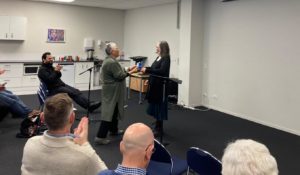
<box><xmin>16</xmin><ymin>114</ymin><xmax>47</xmax><ymax>138</ymax></box>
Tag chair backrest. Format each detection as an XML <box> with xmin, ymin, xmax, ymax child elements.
<box><xmin>186</xmin><ymin>147</ymin><xmax>222</xmax><ymax>175</ymax></box>
<box><xmin>150</xmin><ymin>139</ymin><xmax>173</xmax><ymax>172</ymax></box>
<box><xmin>37</xmin><ymin>81</ymin><xmax>49</xmax><ymax>106</ymax></box>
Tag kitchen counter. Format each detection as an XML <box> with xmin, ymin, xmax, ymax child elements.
<box><xmin>0</xmin><ymin>60</ymin><xmax>97</xmax><ymax>63</ymax></box>
<box><xmin>0</xmin><ymin>59</ymin><xmax>130</xmax><ymax>64</ymax></box>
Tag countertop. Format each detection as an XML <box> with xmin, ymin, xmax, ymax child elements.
<box><xmin>0</xmin><ymin>59</ymin><xmax>129</xmax><ymax>64</ymax></box>
<box><xmin>0</xmin><ymin>60</ymin><xmax>99</xmax><ymax>64</ymax></box>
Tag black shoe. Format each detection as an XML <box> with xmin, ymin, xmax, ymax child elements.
<box><xmin>89</xmin><ymin>101</ymin><xmax>101</xmax><ymax>113</ymax></box>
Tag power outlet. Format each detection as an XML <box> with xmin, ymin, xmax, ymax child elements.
<box><xmin>212</xmin><ymin>94</ymin><xmax>218</xmax><ymax>100</ymax></box>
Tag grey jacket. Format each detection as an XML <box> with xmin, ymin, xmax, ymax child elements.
<box><xmin>100</xmin><ymin>56</ymin><xmax>128</xmax><ymax>122</ymax></box>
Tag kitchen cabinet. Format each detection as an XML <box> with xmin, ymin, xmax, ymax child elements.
<box><xmin>0</xmin><ymin>16</ymin><xmax>27</xmax><ymax>40</ymax></box>
<box><xmin>22</xmin><ymin>75</ymin><xmax>39</xmax><ymax>87</ymax></box>
<box><xmin>0</xmin><ymin>63</ymin><xmax>23</xmax><ymax>88</ymax></box>
<box><xmin>118</xmin><ymin>60</ymin><xmax>131</xmax><ymax>87</ymax></box>
<box><xmin>60</xmin><ymin>63</ymin><xmax>75</xmax><ymax>87</ymax></box>
<box><xmin>0</xmin><ymin>61</ymin><xmax>99</xmax><ymax>95</ymax></box>
<box><xmin>0</xmin><ymin>63</ymin><xmax>23</xmax><ymax>77</ymax></box>
<box><xmin>118</xmin><ymin>60</ymin><xmax>131</xmax><ymax>68</ymax></box>
<box><xmin>75</xmin><ymin>62</ymin><xmax>94</xmax><ymax>84</ymax></box>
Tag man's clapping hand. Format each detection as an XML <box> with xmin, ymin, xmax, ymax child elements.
<box><xmin>73</xmin><ymin>117</ymin><xmax>89</xmax><ymax>145</ymax></box>
<box><xmin>54</xmin><ymin>64</ymin><xmax>63</xmax><ymax>72</ymax></box>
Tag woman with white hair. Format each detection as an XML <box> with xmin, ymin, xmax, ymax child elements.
<box><xmin>222</xmin><ymin>139</ymin><xmax>279</xmax><ymax>175</ymax></box>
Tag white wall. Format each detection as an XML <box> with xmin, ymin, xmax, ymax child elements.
<box><xmin>189</xmin><ymin>0</ymin><xmax>204</xmax><ymax>107</ymax></box>
<box><xmin>202</xmin><ymin>0</ymin><xmax>300</xmax><ymax>135</ymax></box>
<box><xmin>178</xmin><ymin>0</ymin><xmax>192</xmax><ymax>106</ymax></box>
<box><xmin>178</xmin><ymin>0</ymin><xmax>204</xmax><ymax>107</ymax></box>
<box><xmin>0</xmin><ymin>0</ymin><xmax>124</xmax><ymax>61</ymax></box>
<box><xmin>124</xmin><ymin>2</ymin><xmax>179</xmax><ymax>78</ymax></box>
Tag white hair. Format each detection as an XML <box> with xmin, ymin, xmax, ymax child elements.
<box><xmin>222</xmin><ymin>139</ymin><xmax>278</xmax><ymax>175</ymax></box>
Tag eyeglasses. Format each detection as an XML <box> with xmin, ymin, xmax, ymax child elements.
<box><xmin>145</xmin><ymin>143</ymin><xmax>155</xmax><ymax>154</ymax></box>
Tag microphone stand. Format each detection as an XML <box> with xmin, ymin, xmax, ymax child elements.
<box><xmin>149</xmin><ymin>74</ymin><xmax>182</xmax><ymax>145</ymax></box>
<box><xmin>79</xmin><ymin>63</ymin><xmax>101</xmax><ymax>121</ymax></box>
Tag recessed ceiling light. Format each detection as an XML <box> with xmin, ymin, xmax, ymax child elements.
<box><xmin>50</xmin><ymin>0</ymin><xmax>75</xmax><ymax>2</ymax></box>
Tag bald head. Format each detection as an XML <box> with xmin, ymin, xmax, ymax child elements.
<box><xmin>120</xmin><ymin>123</ymin><xmax>154</xmax><ymax>169</ymax></box>
<box><xmin>122</xmin><ymin>123</ymin><xmax>154</xmax><ymax>151</ymax></box>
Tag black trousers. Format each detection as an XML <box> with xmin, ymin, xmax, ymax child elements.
<box><xmin>50</xmin><ymin>84</ymin><xmax>89</xmax><ymax>109</ymax></box>
<box><xmin>0</xmin><ymin>105</ymin><xmax>10</xmax><ymax>122</ymax></box>
<box><xmin>97</xmin><ymin>103</ymin><xmax>119</xmax><ymax>138</ymax></box>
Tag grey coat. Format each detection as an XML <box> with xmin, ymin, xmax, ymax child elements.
<box><xmin>100</xmin><ymin>57</ymin><xmax>128</xmax><ymax>122</ymax></box>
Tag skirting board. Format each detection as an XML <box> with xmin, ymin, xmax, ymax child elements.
<box><xmin>203</xmin><ymin>104</ymin><xmax>300</xmax><ymax>136</ymax></box>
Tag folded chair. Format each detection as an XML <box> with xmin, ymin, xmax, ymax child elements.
<box><xmin>37</xmin><ymin>80</ymin><xmax>77</xmax><ymax>112</ymax></box>
<box><xmin>186</xmin><ymin>147</ymin><xmax>222</xmax><ymax>175</ymax></box>
<box><xmin>37</xmin><ymin>81</ymin><xmax>49</xmax><ymax>110</ymax></box>
<box><xmin>147</xmin><ymin>139</ymin><xmax>187</xmax><ymax>175</ymax></box>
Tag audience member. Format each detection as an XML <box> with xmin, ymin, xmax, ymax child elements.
<box><xmin>98</xmin><ymin>123</ymin><xmax>154</xmax><ymax>175</ymax></box>
<box><xmin>0</xmin><ymin>68</ymin><xmax>40</xmax><ymax>118</ymax></box>
<box><xmin>38</xmin><ymin>52</ymin><xmax>101</xmax><ymax>112</ymax></box>
<box><xmin>222</xmin><ymin>139</ymin><xmax>279</xmax><ymax>175</ymax></box>
<box><xmin>21</xmin><ymin>93</ymin><xmax>107</xmax><ymax>175</ymax></box>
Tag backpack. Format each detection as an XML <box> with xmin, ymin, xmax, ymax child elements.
<box><xmin>16</xmin><ymin>114</ymin><xmax>47</xmax><ymax>138</ymax></box>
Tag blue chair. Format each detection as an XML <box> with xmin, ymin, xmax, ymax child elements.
<box><xmin>186</xmin><ymin>147</ymin><xmax>222</xmax><ymax>175</ymax></box>
<box><xmin>37</xmin><ymin>81</ymin><xmax>49</xmax><ymax>109</ymax></box>
<box><xmin>147</xmin><ymin>139</ymin><xmax>187</xmax><ymax>175</ymax></box>
<box><xmin>37</xmin><ymin>81</ymin><xmax>77</xmax><ymax>111</ymax></box>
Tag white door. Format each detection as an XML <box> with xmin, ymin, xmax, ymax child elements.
<box><xmin>0</xmin><ymin>16</ymin><xmax>10</xmax><ymax>40</ymax></box>
<box><xmin>9</xmin><ymin>16</ymin><xmax>27</xmax><ymax>40</ymax></box>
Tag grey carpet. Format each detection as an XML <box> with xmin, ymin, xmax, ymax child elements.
<box><xmin>0</xmin><ymin>90</ymin><xmax>299</xmax><ymax>175</ymax></box>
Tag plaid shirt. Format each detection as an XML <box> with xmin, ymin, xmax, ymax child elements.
<box><xmin>115</xmin><ymin>164</ymin><xmax>146</xmax><ymax>175</ymax></box>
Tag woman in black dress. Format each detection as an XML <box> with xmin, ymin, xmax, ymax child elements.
<box><xmin>141</xmin><ymin>41</ymin><xmax>171</xmax><ymax>136</ymax></box>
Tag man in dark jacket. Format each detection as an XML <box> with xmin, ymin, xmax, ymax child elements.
<box><xmin>38</xmin><ymin>52</ymin><xmax>100</xmax><ymax>112</ymax></box>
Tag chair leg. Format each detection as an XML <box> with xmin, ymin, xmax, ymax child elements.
<box><xmin>186</xmin><ymin>167</ymin><xmax>190</xmax><ymax>175</ymax></box>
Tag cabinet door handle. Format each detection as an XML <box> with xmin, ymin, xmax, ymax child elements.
<box><xmin>6</xmin><ymin>33</ymin><xmax>8</xmax><ymax>38</ymax></box>
<box><xmin>11</xmin><ymin>33</ymin><xmax>13</xmax><ymax>38</ymax></box>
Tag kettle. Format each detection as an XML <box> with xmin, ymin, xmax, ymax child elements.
<box><xmin>87</xmin><ymin>49</ymin><xmax>94</xmax><ymax>61</ymax></box>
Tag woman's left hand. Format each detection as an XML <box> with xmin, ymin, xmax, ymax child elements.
<box><xmin>141</xmin><ymin>67</ymin><xmax>146</xmax><ymax>73</ymax></box>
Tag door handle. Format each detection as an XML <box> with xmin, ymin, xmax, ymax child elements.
<box><xmin>6</xmin><ymin>33</ymin><xmax>8</xmax><ymax>38</ymax></box>
<box><xmin>11</xmin><ymin>33</ymin><xmax>13</xmax><ymax>38</ymax></box>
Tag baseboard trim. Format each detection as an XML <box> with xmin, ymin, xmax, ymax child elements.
<box><xmin>202</xmin><ymin>104</ymin><xmax>300</xmax><ymax>136</ymax></box>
